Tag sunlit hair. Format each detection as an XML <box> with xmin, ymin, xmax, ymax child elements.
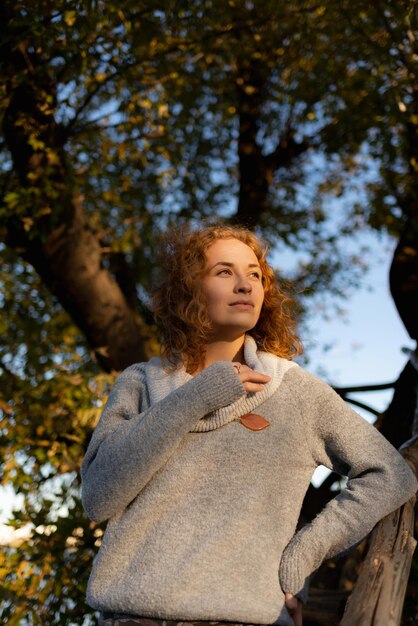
<box><xmin>152</xmin><ymin>224</ymin><xmax>303</xmax><ymax>372</ymax></box>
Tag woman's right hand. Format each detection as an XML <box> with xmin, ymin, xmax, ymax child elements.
<box><xmin>285</xmin><ymin>592</ymin><xmax>303</xmax><ymax>626</ymax></box>
<box><xmin>232</xmin><ymin>362</ymin><xmax>271</xmax><ymax>393</ymax></box>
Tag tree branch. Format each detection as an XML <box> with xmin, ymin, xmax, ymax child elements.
<box><xmin>342</xmin><ymin>398</ymin><xmax>381</xmax><ymax>417</ymax></box>
<box><xmin>333</xmin><ymin>381</ymin><xmax>395</xmax><ymax>393</ymax></box>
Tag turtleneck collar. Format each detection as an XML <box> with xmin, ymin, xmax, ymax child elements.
<box><xmin>145</xmin><ymin>335</ymin><xmax>297</xmax><ymax>432</ymax></box>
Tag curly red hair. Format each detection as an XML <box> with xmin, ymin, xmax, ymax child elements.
<box><xmin>152</xmin><ymin>224</ymin><xmax>303</xmax><ymax>372</ymax></box>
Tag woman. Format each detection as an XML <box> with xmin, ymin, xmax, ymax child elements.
<box><xmin>81</xmin><ymin>224</ymin><xmax>417</xmax><ymax>626</ymax></box>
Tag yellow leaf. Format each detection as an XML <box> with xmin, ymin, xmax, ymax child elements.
<box><xmin>28</xmin><ymin>136</ymin><xmax>45</xmax><ymax>151</ymax></box>
<box><xmin>139</xmin><ymin>98</ymin><xmax>153</xmax><ymax>110</ymax></box>
<box><xmin>46</xmin><ymin>149</ymin><xmax>60</xmax><ymax>165</ymax></box>
<box><xmin>4</xmin><ymin>191</ymin><xmax>20</xmax><ymax>209</ymax></box>
<box><xmin>22</xmin><ymin>216</ymin><xmax>34</xmax><ymax>232</ymax></box>
<box><xmin>64</xmin><ymin>11</ymin><xmax>76</xmax><ymax>27</ymax></box>
<box><xmin>36</xmin><ymin>206</ymin><xmax>52</xmax><ymax>218</ymax></box>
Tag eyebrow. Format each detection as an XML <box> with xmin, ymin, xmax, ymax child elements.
<box><xmin>209</xmin><ymin>261</ymin><xmax>261</xmax><ymax>271</ymax></box>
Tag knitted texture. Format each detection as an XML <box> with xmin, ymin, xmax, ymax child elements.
<box><xmin>81</xmin><ymin>340</ymin><xmax>417</xmax><ymax>626</ymax></box>
<box><xmin>144</xmin><ymin>336</ymin><xmax>296</xmax><ymax>431</ymax></box>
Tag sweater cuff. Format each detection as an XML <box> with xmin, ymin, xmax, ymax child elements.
<box><xmin>279</xmin><ymin>540</ymin><xmax>313</xmax><ymax>599</ymax></box>
<box><xmin>295</xmin><ymin>577</ymin><xmax>310</xmax><ymax>604</ymax></box>
<box><xmin>193</xmin><ymin>361</ymin><xmax>246</xmax><ymax>413</ymax></box>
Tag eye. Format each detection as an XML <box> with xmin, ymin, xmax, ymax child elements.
<box><xmin>250</xmin><ymin>271</ymin><xmax>261</xmax><ymax>279</ymax></box>
<box><xmin>217</xmin><ymin>268</ymin><xmax>232</xmax><ymax>275</ymax></box>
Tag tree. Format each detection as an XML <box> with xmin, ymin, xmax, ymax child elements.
<box><xmin>0</xmin><ymin>1</ymin><xmax>417</xmax><ymax>624</ymax></box>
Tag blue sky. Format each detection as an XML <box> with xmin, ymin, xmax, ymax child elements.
<box><xmin>299</xmin><ymin>230</ymin><xmax>413</xmax><ymax>484</ymax></box>
<box><xmin>304</xmin><ymin>234</ymin><xmax>411</xmax><ymax>413</ymax></box>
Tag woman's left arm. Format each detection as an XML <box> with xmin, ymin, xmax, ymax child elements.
<box><xmin>279</xmin><ymin>368</ymin><xmax>418</xmax><ymax>598</ymax></box>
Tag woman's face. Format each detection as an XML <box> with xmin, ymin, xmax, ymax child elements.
<box><xmin>200</xmin><ymin>238</ymin><xmax>265</xmax><ymax>341</ymax></box>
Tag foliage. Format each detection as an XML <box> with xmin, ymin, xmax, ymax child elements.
<box><xmin>0</xmin><ymin>0</ymin><xmax>417</xmax><ymax>624</ymax></box>
<box><xmin>0</xmin><ymin>247</ymin><xmax>111</xmax><ymax>623</ymax></box>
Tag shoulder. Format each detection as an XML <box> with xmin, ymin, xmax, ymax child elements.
<box><xmin>114</xmin><ymin>357</ymin><xmax>161</xmax><ymax>384</ymax></box>
<box><xmin>281</xmin><ymin>361</ymin><xmax>332</xmax><ymax>391</ymax></box>
<box><xmin>280</xmin><ymin>361</ymin><xmax>346</xmax><ymax>411</ymax></box>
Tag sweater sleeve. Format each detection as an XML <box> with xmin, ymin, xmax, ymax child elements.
<box><xmin>279</xmin><ymin>368</ymin><xmax>417</xmax><ymax>597</ymax></box>
<box><xmin>81</xmin><ymin>360</ymin><xmax>245</xmax><ymax>522</ymax></box>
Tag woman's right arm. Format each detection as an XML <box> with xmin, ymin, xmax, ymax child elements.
<box><xmin>81</xmin><ymin>361</ymin><xmax>245</xmax><ymax>522</ymax></box>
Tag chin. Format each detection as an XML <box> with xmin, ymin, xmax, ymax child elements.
<box><xmin>212</xmin><ymin>326</ymin><xmax>256</xmax><ymax>342</ymax></box>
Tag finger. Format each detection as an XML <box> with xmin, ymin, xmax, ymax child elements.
<box><xmin>232</xmin><ymin>362</ymin><xmax>257</xmax><ymax>373</ymax></box>
<box><xmin>284</xmin><ymin>593</ymin><xmax>298</xmax><ymax>611</ymax></box>
<box><xmin>243</xmin><ymin>382</ymin><xmax>267</xmax><ymax>393</ymax></box>
<box><xmin>232</xmin><ymin>363</ymin><xmax>271</xmax><ymax>379</ymax></box>
<box><xmin>240</xmin><ymin>371</ymin><xmax>271</xmax><ymax>383</ymax></box>
<box><xmin>285</xmin><ymin>595</ymin><xmax>303</xmax><ymax>626</ymax></box>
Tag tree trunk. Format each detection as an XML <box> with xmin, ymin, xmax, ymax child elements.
<box><xmin>0</xmin><ymin>4</ymin><xmax>149</xmax><ymax>372</ymax></box>
<box><xmin>233</xmin><ymin>57</ymin><xmax>308</xmax><ymax>227</ymax></box>
<box><xmin>340</xmin><ymin>497</ymin><xmax>416</xmax><ymax>626</ymax></box>
<box><xmin>14</xmin><ymin>197</ymin><xmax>150</xmax><ymax>372</ymax></box>
<box><xmin>378</xmin><ymin>359</ymin><xmax>418</xmax><ymax>449</ymax></box>
<box><xmin>389</xmin><ymin>216</ymin><xmax>418</xmax><ymax>344</ymax></box>
<box><xmin>340</xmin><ymin>438</ymin><xmax>418</xmax><ymax>625</ymax></box>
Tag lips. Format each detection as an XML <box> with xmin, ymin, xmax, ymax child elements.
<box><xmin>229</xmin><ymin>300</ymin><xmax>254</xmax><ymax>307</ymax></box>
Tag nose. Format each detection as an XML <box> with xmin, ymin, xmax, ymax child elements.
<box><xmin>234</xmin><ymin>276</ymin><xmax>252</xmax><ymax>294</ymax></box>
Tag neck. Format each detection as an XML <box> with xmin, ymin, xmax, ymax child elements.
<box><xmin>191</xmin><ymin>335</ymin><xmax>247</xmax><ymax>375</ymax></box>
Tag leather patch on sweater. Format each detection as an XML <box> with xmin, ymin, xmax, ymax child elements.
<box><xmin>239</xmin><ymin>413</ymin><xmax>270</xmax><ymax>431</ymax></box>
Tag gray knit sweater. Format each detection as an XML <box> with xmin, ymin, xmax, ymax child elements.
<box><xmin>81</xmin><ymin>335</ymin><xmax>417</xmax><ymax>626</ymax></box>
